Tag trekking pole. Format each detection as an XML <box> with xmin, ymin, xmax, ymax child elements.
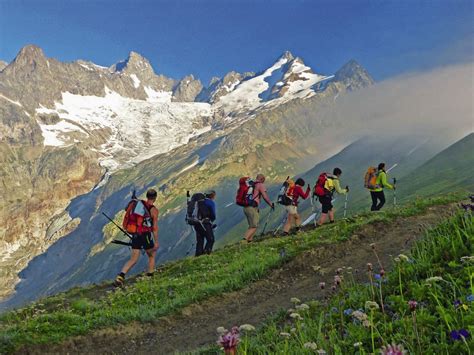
<box><xmin>343</xmin><ymin>192</ymin><xmax>349</xmax><ymax>218</ymax></box>
<box><xmin>392</xmin><ymin>178</ymin><xmax>397</xmax><ymax>206</ymax></box>
<box><xmin>259</xmin><ymin>207</ymin><xmax>273</xmax><ymax>237</ymax></box>
<box><xmin>102</xmin><ymin>212</ymin><xmax>133</xmax><ymax>240</ymax></box>
<box><xmin>273</xmin><ymin>211</ymin><xmax>288</xmax><ymax>236</ymax></box>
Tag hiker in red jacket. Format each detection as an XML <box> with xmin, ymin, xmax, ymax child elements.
<box><xmin>283</xmin><ymin>178</ymin><xmax>310</xmax><ymax>235</ymax></box>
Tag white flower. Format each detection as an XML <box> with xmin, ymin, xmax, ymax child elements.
<box><xmin>352</xmin><ymin>310</ymin><xmax>368</xmax><ymax>321</ymax></box>
<box><xmin>394</xmin><ymin>257</ymin><xmax>401</xmax><ymax>263</ymax></box>
<box><xmin>289</xmin><ymin>312</ymin><xmax>303</xmax><ymax>320</ymax></box>
<box><xmin>398</xmin><ymin>254</ymin><xmax>409</xmax><ymax>262</ymax></box>
<box><xmin>425</xmin><ymin>276</ymin><xmax>443</xmax><ymax>284</ymax></box>
<box><xmin>290</xmin><ymin>297</ymin><xmax>301</xmax><ymax>304</ymax></box>
<box><xmin>216</xmin><ymin>326</ymin><xmax>228</xmax><ymax>335</ymax></box>
<box><xmin>461</xmin><ymin>256</ymin><xmax>474</xmax><ymax>263</ymax></box>
<box><xmin>317</xmin><ymin>350</ymin><xmax>327</xmax><ymax>354</ymax></box>
<box><xmin>290</xmin><ymin>327</ymin><xmax>297</xmax><ymax>333</ymax></box>
<box><xmin>239</xmin><ymin>324</ymin><xmax>255</xmax><ymax>332</ymax></box>
<box><xmin>303</xmin><ymin>342</ymin><xmax>318</xmax><ymax>350</ymax></box>
<box><xmin>280</xmin><ymin>332</ymin><xmax>291</xmax><ymax>338</ymax></box>
<box><xmin>296</xmin><ymin>303</ymin><xmax>310</xmax><ymax>311</ymax></box>
<box><xmin>365</xmin><ymin>301</ymin><xmax>380</xmax><ymax>311</ymax></box>
<box><xmin>353</xmin><ymin>342</ymin><xmax>363</xmax><ymax>347</ymax></box>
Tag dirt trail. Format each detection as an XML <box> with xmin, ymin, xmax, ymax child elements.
<box><xmin>25</xmin><ymin>204</ymin><xmax>458</xmax><ymax>355</ymax></box>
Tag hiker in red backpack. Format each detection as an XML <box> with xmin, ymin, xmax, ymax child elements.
<box><xmin>114</xmin><ymin>189</ymin><xmax>159</xmax><ymax>287</ymax></box>
<box><xmin>238</xmin><ymin>174</ymin><xmax>274</xmax><ymax>243</ymax></box>
<box><xmin>282</xmin><ymin>178</ymin><xmax>310</xmax><ymax>235</ymax></box>
<box><xmin>314</xmin><ymin>168</ymin><xmax>348</xmax><ymax>227</ymax></box>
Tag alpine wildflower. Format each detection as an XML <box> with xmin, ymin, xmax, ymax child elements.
<box><xmin>353</xmin><ymin>342</ymin><xmax>363</xmax><ymax>347</ymax></box>
<box><xmin>280</xmin><ymin>332</ymin><xmax>291</xmax><ymax>338</ymax></box>
<box><xmin>344</xmin><ymin>308</ymin><xmax>353</xmax><ymax>316</ymax></box>
<box><xmin>408</xmin><ymin>300</ymin><xmax>418</xmax><ymax>311</ymax></box>
<box><xmin>352</xmin><ymin>310</ymin><xmax>368</xmax><ymax>321</ymax></box>
<box><xmin>317</xmin><ymin>350</ymin><xmax>327</xmax><ymax>354</ymax></box>
<box><xmin>467</xmin><ymin>294</ymin><xmax>474</xmax><ymax>302</ymax></box>
<box><xmin>365</xmin><ymin>301</ymin><xmax>380</xmax><ymax>311</ymax></box>
<box><xmin>425</xmin><ymin>276</ymin><xmax>443</xmax><ymax>284</ymax></box>
<box><xmin>290</xmin><ymin>312</ymin><xmax>303</xmax><ymax>320</ymax></box>
<box><xmin>367</xmin><ymin>263</ymin><xmax>373</xmax><ymax>271</ymax></box>
<box><xmin>380</xmin><ymin>343</ymin><xmax>407</xmax><ymax>354</ymax></box>
<box><xmin>319</xmin><ymin>282</ymin><xmax>326</xmax><ymax>289</ymax></box>
<box><xmin>238</xmin><ymin>324</ymin><xmax>255</xmax><ymax>332</ymax></box>
<box><xmin>398</xmin><ymin>254</ymin><xmax>409</xmax><ymax>262</ymax></box>
<box><xmin>216</xmin><ymin>326</ymin><xmax>228</xmax><ymax>335</ymax></box>
<box><xmin>217</xmin><ymin>327</ymin><xmax>240</xmax><ymax>350</ymax></box>
<box><xmin>334</xmin><ymin>275</ymin><xmax>342</xmax><ymax>285</ymax></box>
<box><xmin>450</xmin><ymin>329</ymin><xmax>470</xmax><ymax>341</ymax></box>
<box><xmin>460</xmin><ymin>256</ymin><xmax>474</xmax><ymax>263</ymax></box>
<box><xmin>303</xmin><ymin>342</ymin><xmax>318</xmax><ymax>350</ymax></box>
<box><xmin>290</xmin><ymin>297</ymin><xmax>301</xmax><ymax>304</ymax></box>
<box><xmin>296</xmin><ymin>303</ymin><xmax>310</xmax><ymax>311</ymax></box>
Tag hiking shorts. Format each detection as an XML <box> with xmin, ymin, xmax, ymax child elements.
<box><xmin>319</xmin><ymin>195</ymin><xmax>333</xmax><ymax>214</ymax></box>
<box><xmin>285</xmin><ymin>205</ymin><xmax>298</xmax><ymax>215</ymax></box>
<box><xmin>244</xmin><ymin>206</ymin><xmax>259</xmax><ymax>228</ymax></box>
<box><xmin>131</xmin><ymin>232</ymin><xmax>154</xmax><ymax>250</ymax></box>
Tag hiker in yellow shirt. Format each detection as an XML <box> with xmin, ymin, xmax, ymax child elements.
<box><xmin>370</xmin><ymin>163</ymin><xmax>394</xmax><ymax>211</ymax></box>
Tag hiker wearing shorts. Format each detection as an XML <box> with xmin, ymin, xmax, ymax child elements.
<box><xmin>370</xmin><ymin>163</ymin><xmax>394</xmax><ymax>211</ymax></box>
<box><xmin>114</xmin><ymin>189</ymin><xmax>159</xmax><ymax>287</ymax></box>
<box><xmin>317</xmin><ymin>168</ymin><xmax>348</xmax><ymax>226</ymax></box>
<box><xmin>283</xmin><ymin>178</ymin><xmax>310</xmax><ymax>235</ymax></box>
<box><xmin>243</xmin><ymin>174</ymin><xmax>274</xmax><ymax>242</ymax></box>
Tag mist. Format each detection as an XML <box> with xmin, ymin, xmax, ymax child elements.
<box><xmin>326</xmin><ymin>62</ymin><xmax>473</xmax><ymax>141</ymax></box>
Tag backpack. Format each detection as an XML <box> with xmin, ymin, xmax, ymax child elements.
<box><xmin>185</xmin><ymin>193</ymin><xmax>210</xmax><ymax>225</ymax></box>
<box><xmin>277</xmin><ymin>179</ymin><xmax>295</xmax><ymax>206</ymax></box>
<box><xmin>364</xmin><ymin>167</ymin><xmax>378</xmax><ymax>189</ymax></box>
<box><xmin>235</xmin><ymin>177</ymin><xmax>257</xmax><ymax>207</ymax></box>
<box><xmin>313</xmin><ymin>173</ymin><xmax>329</xmax><ymax>197</ymax></box>
<box><xmin>123</xmin><ymin>199</ymin><xmax>154</xmax><ymax>234</ymax></box>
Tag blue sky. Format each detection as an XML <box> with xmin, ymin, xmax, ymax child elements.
<box><xmin>1</xmin><ymin>0</ymin><xmax>472</xmax><ymax>84</ymax></box>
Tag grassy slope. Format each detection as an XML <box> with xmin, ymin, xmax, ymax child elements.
<box><xmin>399</xmin><ymin>133</ymin><xmax>474</xmax><ymax>200</ymax></box>
<box><xmin>209</xmin><ymin>210</ymin><xmax>473</xmax><ymax>354</ymax></box>
<box><xmin>0</xmin><ymin>193</ymin><xmax>466</xmax><ymax>353</ymax></box>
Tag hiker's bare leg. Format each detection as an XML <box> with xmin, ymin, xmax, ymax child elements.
<box><xmin>121</xmin><ymin>249</ymin><xmax>140</xmax><ymax>274</ymax></box>
<box><xmin>318</xmin><ymin>213</ymin><xmax>328</xmax><ymax>226</ymax></box>
<box><xmin>245</xmin><ymin>227</ymin><xmax>257</xmax><ymax>241</ymax></box>
<box><xmin>329</xmin><ymin>209</ymin><xmax>335</xmax><ymax>222</ymax></box>
<box><xmin>283</xmin><ymin>214</ymin><xmax>294</xmax><ymax>233</ymax></box>
<box><xmin>295</xmin><ymin>213</ymin><xmax>301</xmax><ymax>227</ymax></box>
<box><xmin>146</xmin><ymin>249</ymin><xmax>156</xmax><ymax>273</ymax></box>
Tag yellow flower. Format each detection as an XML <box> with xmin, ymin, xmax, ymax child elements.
<box><xmin>462</xmin><ymin>304</ymin><xmax>469</xmax><ymax>311</ymax></box>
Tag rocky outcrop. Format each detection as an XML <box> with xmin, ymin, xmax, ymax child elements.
<box><xmin>172</xmin><ymin>75</ymin><xmax>203</xmax><ymax>102</ymax></box>
<box><xmin>0</xmin><ymin>60</ymin><xmax>7</xmax><ymax>71</ymax></box>
<box><xmin>333</xmin><ymin>59</ymin><xmax>374</xmax><ymax>91</ymax></box>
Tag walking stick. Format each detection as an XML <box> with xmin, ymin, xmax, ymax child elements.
<box><xmin>259</xmin><ymin>207</ymin><xmax>273</xmax><ymax>237</ymax></box>
<box><xmin>343</xmin><ymin>192</ymin><xmax>349</xmax><ymax>218</ymax></box>
<box><xmin>392</xmin><ymin>178</ymin><xmax>397</xmax><ymax>206</ymax></box>
<box><xmin>273</xmin><ymin>211</ymin><xmax>288</xmax><ymax>236</ymax></box>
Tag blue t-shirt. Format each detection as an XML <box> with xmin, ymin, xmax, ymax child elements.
<box><xmin>204</xmin><ymin>198</ymin><xmax>216</xmax><ymax>221</ymax></box>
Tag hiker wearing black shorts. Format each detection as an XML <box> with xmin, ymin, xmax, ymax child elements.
<box><xmin>317</xmin><ymin>168</ymin><xmax>348</xmax><ymax>226</ymax></box>
<box><xmin>194</xmin><ymin>191</ymin><xmax>217</xmax><ymax>256</ymax></box>
<box><xmin>114</xmin><ymin>189</ymin><xmax>159</xmax><ymax>287</ymax></box>
<box><xmin>370</xmin><ymin>163</ymin><xmax>394</xmax><ymax>211</ymax></box>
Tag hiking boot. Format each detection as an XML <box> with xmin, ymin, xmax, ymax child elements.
<box><xmin>113</xmin><ymin>274</ymin><xmax>125</xmax><ymax>287</ymax></box>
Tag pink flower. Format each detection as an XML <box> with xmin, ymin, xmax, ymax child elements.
<box><xmin>380</xmin><ymin>268</ymin><xmax>386</xmax><ymax>277</ymax></box>
<box><xmin>331</xmin><ymin>285</ymin><xmax>337</xmax><ymax>291</ymax></box>
<box><xmin>380</xmin><ymin>343</ymin><xmax>407</xmax><ymax>354</ymax></box>
<box><xmin>334</xmin><ymin>275</ymin><xmax>342</xmax><ymax>285</ymax></box>
<box><xmin>336</xmin><ymin>268</ymin><xmax>343</xmax><ymax>275</ymax></box>
<box><xmin>319</xmin><ymin>282</ymin><xmax>326</xmax><ymax>289</ymax></box>
<box><xmin>408</xmin><ymin>300</ymin><xmax>418</xmax><ymax>311</ymax></box>
<box><xmin>217</xmin><ymin>327</ymin><xmax>240</xmax><ymax>350</ymax></box>
<box><xmin>367</xmin><ymin>263</ymin><xmax>373</xmax><ymax>271</ymax></box>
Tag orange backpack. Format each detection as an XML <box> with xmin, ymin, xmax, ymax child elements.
<box><xmin>364</xmin><ymin>167</ymin><xmax>378</xmax><ymax>189</ymax></box>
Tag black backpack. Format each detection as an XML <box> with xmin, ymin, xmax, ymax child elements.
<box><xmin>186</xmin><ymin>193</ymin><xmax>210</xmax><ymax>225</ymax></box>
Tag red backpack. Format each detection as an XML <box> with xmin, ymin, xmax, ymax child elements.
<box><xmin>313</xmin><ymin>173</ymin><xmax>328</xmax><ymax>197</ymax></box>
<box><xmin>123</xmin><ymin>199</ymin><xmax>154</xmax><ymax>234</ymax></box>
<box><xmin>235</xmin><ymin>177</ymin><xmax>256</xmax><ymax>207</ymax></box>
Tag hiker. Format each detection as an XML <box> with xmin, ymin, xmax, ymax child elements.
<box><xmin>369</xmin><ymin>163</ymin><xmax>395</xmax><ymax>211</ymax></box>
<box><xmin>315</xmin><ymin>168</ymin><xmax>348</xmax><ymax>226</ymax></box>
<box><xmin>282</xmin><ymin>178</ymin><xmax>311</xmax><ymax>235</ymax></box>
<box><xmin>114</xmin><ymin>189</ymin><xmax>159</xmax><ymax>287</ymax></box>
<box><xmin>239</xmin><ymin>174</ymin><xmax>274</xmax><ymax>242</ymax></box>
<box><xmin>193</xmin><ymin>190</ymin><xmax>217</xmax><ymax>256</ymax></box>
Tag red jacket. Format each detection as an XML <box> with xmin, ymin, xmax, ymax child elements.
<box><xmin>292</xmin><ymin>185</ymin><xmax>310</xmax><ymax>206</ymax></box>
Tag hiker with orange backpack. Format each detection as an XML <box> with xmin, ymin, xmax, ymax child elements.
<box><xmin>367</xmin><ymin>163</ymin><xmax>394</xmax><ymax>211</ymax></box>
<box><xmin>236</xmin><ymin>174</ymin><xmax>274</xmax><ymax>243</ymax></box>
<box><xmin>314</xmin><ymin>168</ymin><xmax>348</xmax><ymax>227</ymax></box>
<box><xmin>114</xmin><ymin>189</ymin><xmax>159</xmax><ymax>287</ymax></box>
<box><xmin>281</xmin><ymin>178</ymin><xmax>311</xmax><ymax>235</ymax></box>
